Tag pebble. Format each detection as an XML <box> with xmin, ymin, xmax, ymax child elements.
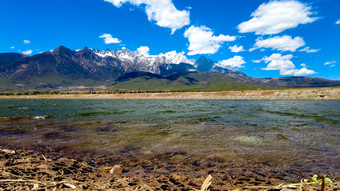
<box><xmin>110</xmin><ymin>165</ymin><xmax>123</xmax><ymax>175</ymax></box>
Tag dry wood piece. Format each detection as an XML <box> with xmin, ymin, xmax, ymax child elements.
<box><xmin>200</xmin><ymin>175</ymin><xmax>212</xmax><ymax>191</ymax></box>
<box><xmin>0</xmin><ymin>149</ymin><xmax>15</xmax><ymax>154</ymax></box>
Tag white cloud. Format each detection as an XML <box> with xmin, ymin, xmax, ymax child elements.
<box><xmin>249</xmin><ymin>47</ymin><xmax>256</xmax><ymax>52</ymax></box>
<box><xmin>238</xmin><ymin>0</ymin><xmax>318</xmax><ymax>35</ymax></box>
<box><xmin>137</xmin><ymin>46</ymin><xmax>150</xmax><ymax>56</ymax></box>
<box><xmin>22</xmin><ymin>50</ymin><xmax>33</xmax><ymax>55</ymax></box>
<box><xmin>336</xmin><ymin>20</ymin><xmax>340</xmax><ymax>24</ymax></box>
<box><xmin>229</xmin><ymin>45</ymin><xmax>245</xmax><ymax>53</ymax></box>
<box><xmin>104</xmin><ymin>0</ymin><xmax>190</xmax><ymax>34</ymax></box>
<box><xmin>10</xmin><ymin>46</ymin><xmax>15</xmax><ymax>49</ymax></box>
<box><xmin>252</xmin><ymin>59</ymin><xmax>262</xmax><ymax>63</ymax></box>
<box><xmin>261</xmin><ymin>53</ymin><xmax>295</xmax><ymax>71</ymax></box>
<box><xmin>99</xmin><ymin>33</ymin><xmax>121</xmax><ymax>44</ymax></box>
<box><xmin>324</xmin><ymin>60</ymin><xmax>336</xmax><ymax>66</ymax></box>
<box><xmin>217</xmin><ymin>56</ymin><xmax>246</xmax><ymax>68</ymax></box>
<box><xmin>253</xmin><ymin>35</ymin><xmax>305</xmax><ymax>52</ymax></box>
<box><xmin>260</xmin><ymin>53</ymin><xmax>316</xmax><ymax>76</ymax></box>
<box><xmin>281</xmin><ymin>67</ymin><xmax>317</xmax><ymax>76</ymax></box>
<box><xmin>299</xmin><ymin>46</ymin><xmax>320</xmax><ymax>53</ymax></box>
<box><xmin>184</xmin><ymin>25</ymin><xmax>236</xmax><ymax>55</ymax></box>
<box><xmin>23</xmin><ymin>40</ymin><xmax>30</xmax><ymax>44</ymax></box>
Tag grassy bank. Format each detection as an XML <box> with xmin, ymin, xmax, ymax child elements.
<box><xmin>0</xmin><ymin>87</ymin><xmax>339</xmax><ymax>100</ymax></box>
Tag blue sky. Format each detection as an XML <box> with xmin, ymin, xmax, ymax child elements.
<box><xmin>0</xmin><ymin>0</ymin><xmax>339</xmax><ymax>79</ymax></box>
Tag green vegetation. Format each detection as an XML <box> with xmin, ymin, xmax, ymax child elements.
<box><xmin>112</xmin><ymin>72</ymin><xmax>266</xmax><ymax>91</ymax></box>
<box><xmin>308</xmin><ymin>174</ymin><xmax>333</xmax><ymax>185</ymax></box>
<box><xmin>0</xmin><ymin>72</ymin><xmax>267</xmax><ymax>94</ymax></box>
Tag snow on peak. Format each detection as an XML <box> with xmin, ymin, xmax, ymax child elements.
<box><xmin>93</xmin><ymin>48</ymin><xmax>195</xmax><ymax>66</ymax></box>
<box><xmin>158</xmin><ymin>51</ymin><xmax>195</xmax><ymax>65</ymax></box>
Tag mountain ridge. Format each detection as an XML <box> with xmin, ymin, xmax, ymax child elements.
<box><xmin>0</xmin><ymin>46</ymin><xmax>339</xmax><ymax>91</ymax></box>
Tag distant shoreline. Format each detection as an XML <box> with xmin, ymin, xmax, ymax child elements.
<box><xmin>0</xmin><ymin>87</ymin><xmax>339</xmax><ymax>100</ymax></box>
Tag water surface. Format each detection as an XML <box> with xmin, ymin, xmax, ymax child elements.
<box><xmin>0</xmin><ymin>99</ymin><xmax>339</xmax><ymax>178</ymax></box>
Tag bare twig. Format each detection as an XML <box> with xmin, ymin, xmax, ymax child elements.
<box><xmin>244</xmin><ymin>183</ymin><xmax>299</xmax><ymax>189</ymax></box>
<box><xmin>0</xmin><ymin>179</ymin><xmax>77</xmax><ymax>190</ymax></box>
<box><xmin>0</xmin><ymin>179</ymin><xmax>35</xmax><ymax>182</ymax></box>
<box><xmin>321</xmin><ymin>175</ymin><xmax>325</xmax><ymax>191</ymax></box>
<box><xmin>200</xmin><ymin>175</ymin><xmax>212</xmax><ymax>191</ymax></box>
<box><xmin>0</xmin><ymin>149</ymin><xmax>15</xmax><ymax>154</ymax></box>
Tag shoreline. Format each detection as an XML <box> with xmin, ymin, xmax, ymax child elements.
<box><xmin>0</xmin><ymin>87</ymin><xmax>339</xmax><ymax>100</ymax></box>
<box><xmin>1</xmin><ymin>147</ymin><xmax>339</xmax><ymax>190</ymax></box>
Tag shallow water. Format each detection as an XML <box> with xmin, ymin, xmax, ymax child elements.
<box><xmin>1</xmin><ymin>99</ymin><xmax>339</xmax><ymax>126</ymax></box>
<box><xmin>0</xmin><ymin>99</ymin><xmax>339</xmax><ymax>178</ymax></box>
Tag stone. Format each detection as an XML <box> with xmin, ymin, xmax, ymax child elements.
<box><xmin>109</xmin><ymin>165</ymin><xmax>123</xmax><ymax>175</ymax></box>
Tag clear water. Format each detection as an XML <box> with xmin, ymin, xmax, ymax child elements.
<box><xmin>0</xmin><ymin>99</ymin><xmax>339</xmax><ymax>176</ymax></box>
<box><xmin>0</xmin><ymin>99</ymin><xmax>339</xmax><ymax>127</ymax></box>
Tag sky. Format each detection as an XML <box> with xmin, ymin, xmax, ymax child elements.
<box><xmin>0</xmin><ymin>0</ymin><xmax>339</xmax><ymax>80</ymax></box>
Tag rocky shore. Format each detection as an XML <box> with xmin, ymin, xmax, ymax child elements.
<box><xmin>0</xmin><ymin>87</ymin><xmax>339</xmax><ymax>100</ymax></box>
<box><xmin>0</xmin><ymin>148</ymin><xmax>339</xmax><ymax>190</ymax></box>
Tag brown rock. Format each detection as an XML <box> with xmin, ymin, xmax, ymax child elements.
<box><xmin>109</xmin><ymin>165</ymin><xmax>123</xmax><ymax>175</ymax></box>
<box><xmin>37</xmin><ymin>164</ymin><xmax>49</xmax><ymax>170</ymax></box>
<box><xmin>0</xmin><ymin>161</ymin><xmax>6</xmax><ymax>168</ymax></box>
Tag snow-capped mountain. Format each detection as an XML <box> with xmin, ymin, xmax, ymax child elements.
<box><xmin>93</xmin><ymin>48</ymin><xmax>195</xmax><ymax>74</ymax></box>
<box><xmin>1</xmin><ymin>45</ymin><xmax>339</xmax><ymax>90</ymax></box>
<box><xmin>0</xmin><ymin>45</ymin><xmax>249</xmax><ymax>88</ymax></box>
<box><xmin>49</xmin><ymin>46</ymin><xmax>246</xmax><ymax>76</ymax></box>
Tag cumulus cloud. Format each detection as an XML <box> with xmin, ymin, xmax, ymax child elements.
<box><xmin>281</xmin><ymin>67</ymin><xmax>317</xmax><ymax>76</ymax></box>
<box><xmin>137</xmin><ymin>46</ymin><xmax>150</xmax><ymax>56</ymax></box>
<box><xmin>184</xmin><ymin>25</ymin><xmax>236</xmax><ymax>55</ymax></box>
<box><xmin>336</xmin><ymin>20</ymin><xmax>340</xmax><ymax>24</ymax></box>
<box><xmin>260</xmin><ymin>53</ymin><xmax>316</xmax><ymax>76</ymax></box>
<box><xmin>23</xmin><ymin>40</ymin><xmax>30</xmax><ymax>44</ymax></box>
<box><xmin>299</xmin><ymin>46</ymin><xmax>320</xmax><ymax>53</ymax></box>
<box><xmin>253</xmin><ymin>35</ymin><xmax>305</xmax><ymax>52</ymax></box>
<box><xmin>261</xmin><ymin>54</ymin><xmax>295</xmax><ymax>71</ymax></box>
<box><xmin>10</xmin><ymin>46</ymin><xmax>15</xmax><ymax>49</ymax></box>
<box><xmin>22</xmin><ymin>50</ymin><xmax>33</xmax><ymax>55</ymax></box>
<box><xmin>238</xmin><ymin>0</ymin><xmax>318</xmax><ymax>35</ymax></box>
<box><xmin>216</xmin><ymin>56</ymin><xmax>246</xmax><ymax>68</ymax></box>
<box><xmin>104</xmin><ymin>0</ymin><xmax>190</xmax><ymax>34</ymax></box>
<box><xmin>99</xmin><ymin>33</ymin><xmax>121</xmax><ymax>44</ymax></box>
<box><xmin>229</xmin><ymin>45</ymin><xmax>245</xmax><ymax>53</ymax></box>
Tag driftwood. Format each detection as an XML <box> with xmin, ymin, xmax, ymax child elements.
<box><xmin>0</xmin><ymin>179</ymin><xmax>77</xmax><ymax>190</ymax></box>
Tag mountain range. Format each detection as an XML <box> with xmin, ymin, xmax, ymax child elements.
<box><xmin>0</xmin><ymin>46</ymin><xmax>339</xmax><ymax>91</ymax></box>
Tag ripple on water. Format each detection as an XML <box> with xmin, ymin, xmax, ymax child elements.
<box><xmin>0</xmin><ymin>99</ymin><xmax>339</xmax><ymax>177</ymax></box>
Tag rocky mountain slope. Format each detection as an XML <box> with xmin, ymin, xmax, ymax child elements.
<box><xmin>0</xmin><ymin>46</ymin><xmax>339</xmax><ymax>91</ymax></box>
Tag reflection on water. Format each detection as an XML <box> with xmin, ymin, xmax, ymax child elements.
<box><xmin>0</xmin><ymin>99</ymin><xmax>339</xmax><ymax>176</ymax></box>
